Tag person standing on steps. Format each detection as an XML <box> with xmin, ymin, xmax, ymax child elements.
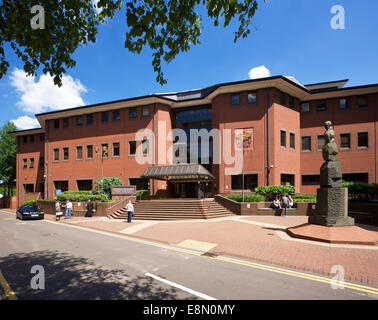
<box><xmin>126</xmin><ymin>200</ymin><xmax>134</xmax><ymax>223</ymax></box>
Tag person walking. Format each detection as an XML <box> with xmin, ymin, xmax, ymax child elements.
<box><xmin>65</xmin><ymin>199</ymin><xmax>72</xmax><ymax>219</ymax></box>
<box><xmin>85</xmin><ymin>199</ymin><xmax>94</xmax><ymax>217</ymax></box>
<box><xmin>126</xmin><ymin>200</ymin><xmax>134</xmax><ymax>223</ymax></box>
<box><xmin>281</xmin><ymin>194</ymin><xmax>289</xmax><ymax>217</ymax></box>
<box><xmin>55</xmin><ymin>200</ymin><xmax>63</xmax><ymax>221</ymax></box>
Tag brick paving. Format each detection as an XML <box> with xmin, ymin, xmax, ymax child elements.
<box><xmin>2</xmin><ymin>209</ymin><xmax>378</xmax><ymax>285</ymax></box>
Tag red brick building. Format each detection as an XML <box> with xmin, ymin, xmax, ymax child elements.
<box><xmin>11</xmin><ymin>76</ymin><xmax>378</xmax><ymax>206</ymax></box>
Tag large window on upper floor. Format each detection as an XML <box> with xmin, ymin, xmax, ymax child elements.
<box><xmin>300</xmin><ymin>102</ymin><xmax>310</xmax><ymax>113</ymax></box>
<box><xmin>357</xmin><ymin>95</ymin><xmax>368</xmax><ymax>108</ymax></box>
<box><xmin>63</xmin><ymin>118</ymin><xmax>69</xmax><ymax>128</ymax></box>
<box><xmin>129</xmin><ymin>108</ymin><xmax>137</xmax><ymax>119</ymax></box>
<box><xmin>101</xmin><ymin>112</ymin><xmax>109</xmax><ymax>123</ymax></box>
<box><xmin>231</xmin><ymin>94</ymin><xmax>240</xmax><ymax>105</ymax></box>
<box><xmin>316</xmin><ymin>100</ymin><xmax>327</xmax><ymax>112</ymax></box>
<box><xmin>113</xmin><ymin>110</ymin><xmax>121</xmax><ymax>121</ymax></box>
<box><xmin>339</xmin><ymin>98</ymin><xmax>348</xmax><ymax>110</ymax></box>
<box><xmin>357</xmin><ymin>132</ymin><xmax>368</xmax><ymax>148</ymax></box>
<box><xmin>247</xmin><ymin>92</ymin><xmax>257</xmax><ymax>104</ymax></box>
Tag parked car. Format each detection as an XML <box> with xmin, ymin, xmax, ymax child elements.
<box><xmin>16</xmin><ymin>204</ymin><xmax>44</xmax><ymax>220</ymax></box>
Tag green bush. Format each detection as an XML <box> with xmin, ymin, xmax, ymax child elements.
<box><xmin>342</xmin><ymin>182</ymin><xmax>378</xmax><ymax>201</ymax></box>
<box><xmin>56</xmin><ymin>191</ymin><xmax>109</xmax><ymax>202</ymax></box>
<box><xmin>225</xmin><ymin>194</ymin><xmax>265</xmax><ymax>203</ymax></box>
<box><xmin>292</xmin><ymin>198</ymin><xmax>316</xmax><ymax>203</ymax></box>
<box><xmin>136</xmin><ymin>189</ymin><xmax>150</xmax><ymax>198</ymax></box>
<box><xmin>23</xmin><ymin>199</ymin><xmax>37</xmax><ymax>205</ymax></box>
<box><xmin>254</xmin><ymin>185</ymin><xmax>295</xmax><ymax>201</ymax></box>
<box><xmin>93</xmin><ymin>177</ymin><xmax>124</xmax><ymax>199</ymax></box>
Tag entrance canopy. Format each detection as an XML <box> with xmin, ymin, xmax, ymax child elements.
<box><xmin>141</xmin><ymin>164</ymin><xmax>214</xmax><ymax>182</ymax></box>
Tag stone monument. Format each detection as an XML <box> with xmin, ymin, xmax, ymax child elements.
<box><xmin>308</xmin><ymin>121</ymin><xmax>354</xmax><ymax>226</ymax></box>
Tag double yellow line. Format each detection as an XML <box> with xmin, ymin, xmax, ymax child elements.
<box><xmin>0</xmin><ymin>270</ymin><xmax>17</xmax><ymax>300</ymax></box>
<box><xmin>43</xmin><ymin>219</ymin><xmax>378</xmax><ymax>297</ymax></box>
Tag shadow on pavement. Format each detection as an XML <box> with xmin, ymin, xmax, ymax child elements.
<box><xmin>0</xmin><ymin>250</ymin><xmax>193</xmax><ymax>300</ymax></box>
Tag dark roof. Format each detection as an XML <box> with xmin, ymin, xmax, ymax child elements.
<box><xmin>141</xmin><ymin>164</ymin><xmax>215</xmax><ymax>181</ymax></box>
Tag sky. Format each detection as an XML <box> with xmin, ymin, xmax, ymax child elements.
<box><xmin>1</xmin><ymin>0</ymin><xmax>378</xmax><ymax>130</ymax></box>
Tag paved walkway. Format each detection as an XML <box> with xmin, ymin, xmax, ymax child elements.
<box><xmin>3</xmin><ymin>209</ymin><xmax>378</xmax><ymax>285</ymax></box>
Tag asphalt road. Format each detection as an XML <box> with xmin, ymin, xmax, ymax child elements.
<box><xmin>0</xmin><ymin>210</ymin><xmax>377</xmax><ymax>301</ymax></box>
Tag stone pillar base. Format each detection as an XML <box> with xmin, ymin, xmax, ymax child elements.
<box><xmin>308</xmin><ymin>215</ymin><xmax>355</xmax><ymax>227</ymax></box>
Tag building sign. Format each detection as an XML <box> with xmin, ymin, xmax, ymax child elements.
<box><xmin>111</xmin><ymin>186</ymin><xmax>136</xmax><ymax>196</ymax></box>
<box><xmin>235</xmin><ymin>128</ymin><xmax>253</xmax><ymax>150</ymax></box>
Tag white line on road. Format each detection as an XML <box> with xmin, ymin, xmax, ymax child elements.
<box><xmin>145</xmin><ymin>272</ymin><xmax>217</xmax><ymax>300</ymax></box>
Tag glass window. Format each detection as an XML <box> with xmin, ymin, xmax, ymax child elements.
<box><xmin>289</xmin><ymin>96</ymin><xmax>295</xmax><ymax>109</ymax></box>
<box><xmin>76</xmin><ymin>146</ymin><xmax>83</xmax><ymax>160</ymax></box>
<box><xmin>340</xmin><ymin>133</ymin><xmax>350</xmax><ymax>149</ymax></box>
<box><xmin>280</xmin><ymin>130</ymin><xmax>286</xmax><ymax>147</ymax></box>
<box><xmin>290</xmin><ymin>133</ymin><xmax>295</xmax><ymax>149</ymax></box>
<box><xmin>129</xmin><ymin>141</ymin><xmax>136</xmax><ymax>156</ymax></box>
<box><xmin>101</xmin><ymin>144</ymin><xmax>109</xmax><ymax>158</ymax></box>
<box><xmin>231</xmin><ymin>174</ymin><xmax>258</xmax><ymax>191</ymax></box>
<box><xmin>23</xmin><ymin>158</ymin><xmax>27</xmax><ymax>168</ymax></box>
<box><xmin>175</xmin><ymin>108</ymin><xmax>212</xmax><ymax>124</ymax></box>
<box><xmin>342</xmin><ymin>173</ymin><xmax>368</xmax><ymax>183</ymax></box>
<box><xmin>113</xmin><ymin>142</ymin><xmax>120</xmax><ymax>157</ymax></box>
<box><xmin>357</xmin><ymin>95</ymin><xmax>368</xmax><ymax>108</ymax></box>
<box><xmin>339</xmin><ymin>98</ymin><xmax>347</xmax><ymax>109</ymax></box>
<box><xmin>23</xmin><ymin>136</ymin><xmax>27</xmax><ymax>144</ymax></box>
<box><xmin>231</xmin><ymin>94</ymin><xmax>240</xmax><ymax>105</ymax></box>
<box><xmin>280</xmin><ymin>92</ymin><xmax>286</xmax><ymax>106</ymax></box>
<box><xmin>54</xmin><ymin>120</ymin><xmax>60</xmax><ymax>129</ymax></box>
<box><xmin>316</xmin><ymin>100</ymin><xmax>326</xmax><ymax>112</ymax></box>
<box><xmin>142</xmin><ymin>106</ymin><xmax>150</xmax><ymax>117</ymax></box>
<box><xmin>302</xmin><ymin>175</ymin><xmax>320</xmax><ymax>186</ymax></box>
<box><xmin>317</xmin><ymin>135</ymin><xmax>325</xmax><ymax>150</ymax></box>
<box><xmin>101</xmin><ymin>112</ymin><xmax>108</xmax><ymax>123</ymax></box>
<box><xmin>29</xmin><ymin>158</ymin><xmax>34</xmax><ymax>168</ymax></box>
<box><xmin>76</xmin><ymin>117</ymin><xmax>83</xmax><ymax>127</ymax></box>
<box><xmin>357</xmin><ymin>132</ymin><xmax>368</xmax><ymax>148</ymax></box>
<box><xmin>113</xmin><ymin>110</ymin><xmax>121</xmax><ymax>121</ymax></box>
<box><xmin>30</xmin><ymin>135</ymin><xmax>34</xmax><ymax>143</ymax></box>
<box><xmin>301</xmin><ymin>102</ymin><xmax>310</xmax><ymax>113</ymax></box>
<box><xmin>302</xmin><ymin>136</ymin><xmax>311</xmax><ymax>151</ymax></box>
<box><xmin>87</xmin><ymin>145</ymin><xmax>93</xmax><ymax>159</ymax></box>
<box><xmin>53</xmin><ymin>148</ymin><xmax>59</xmax><ymax>161</ymax></box>
<box><xmin>129</xmin><ymin>108</ymin><xmax>137</xmax><ymax>119</ymax></box>
<box><xmin>247</xmin><ymin>92</ymin><xmax>257</xmax><ymax>104</ymax></box>
<box><xmin>87</xmin><ymin>114</ymin><xmax>94</xmax><ymax>125</ymax></box>
<box><xmin>63</xmin><ymin>118</ymin><xmax>69</xmax><ymax>128</ymax></box>
<box><xmin>142</xmin><ymin>139</ymin><xmax>149</xmax><ymax>157</ymax></box>
<box><xmin>63</xmin><ymin>147</ymin><xmax>69</xmax><ymax>161</ymax></box>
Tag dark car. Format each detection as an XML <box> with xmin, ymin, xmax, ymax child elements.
<box><xmin>16</xmin><ymin>205</ymin><xmax>44</xmax><ymax>220</ymax></box>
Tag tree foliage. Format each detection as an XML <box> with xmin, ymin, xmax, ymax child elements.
<box><xmin>0</xmin><ymin>121</ymin><xmax>17</xmax><ymax>196</ymax></box>
<box><xmin>93</xmin><ymin>176</ymin><xmax>123</xmax><ymax>198</ymax></box>
<box><xmin>0</xmin><ymin>0</ymin><xmax>264</xmax><ymax>86</ymax></box>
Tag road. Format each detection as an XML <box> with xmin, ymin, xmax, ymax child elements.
<box><xmin>0</xmin><ymin>210</ymin><xmax>377</xmax><ymax>301</ymax></box>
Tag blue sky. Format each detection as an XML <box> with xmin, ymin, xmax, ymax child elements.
<box><xmin>1</xmin><ymin>0</ymin><xmax>378</xmax><ymax>129</ymax></box>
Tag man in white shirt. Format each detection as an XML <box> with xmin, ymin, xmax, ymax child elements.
<box><xmin>126</xmin><ymin>200</ymin><xmax>134</xmax><ymax>223</ymax></box>
<box><xmin>65</xmin><ymin>200</ymin><xmax>73</xmax><ymax>219</ymax></box>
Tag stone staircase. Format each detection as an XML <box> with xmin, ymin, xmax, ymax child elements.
<box><xmin>107</xmin><ymin>199</ymin><xmax>235</xmax><ymax>220</ymax></box>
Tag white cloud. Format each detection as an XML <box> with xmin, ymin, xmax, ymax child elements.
<box><xmin>11</xmin><ymin>116</ymin><xmax>40</xmax><ymax>130</ymax></box>
<box><xmin>248</xmin><ymin>65</ymin><xmax>271</xmax><ymax>79</ymax></box>
<box><xmin>9</xmin><ymin>68</ymin><xmax>87</xmax><ymax>114</ymax></box>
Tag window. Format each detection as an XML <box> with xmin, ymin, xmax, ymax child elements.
<box><xmin>280</xmin><ymin>130</ymin><xmax>286</xmax><ymax>147</ymax></box>
<box><xmin>290</xmin><ymin>133</ymin><xmax>295</xmax><ymax>149</ymax></box>
<box><xmin>63</xmin><ymin>148</ymin><xmax>69</xmax><ymax>161</ymax></box>
<box><xmin>142</xmin><ymin>139</ymin><xmax>149</xmax><ymax>156</ymax></box>
<box><xmin>231</xmin><ymin>174</ymin><xmax>258</xmax><ymax>191</ymax></box>
<box><xmin>29</xmin><ymin>158</ymin><xmax>34</xmax><ymax>168</ymax></box>
<box><xmin>316</xmin><ymin>100</ymin><xmax>326</xmax><ymax>112</ymax></box>
<box><xmin>340</xmin><ymin>133</ymin><xmax>351</xmax><ymax>149</ymax></box>
<box><xmin>23</xmin><ymin>158</ymin><xmax>27</xmax><ymax>169</ymax></box>
<box><xmin>112</xmin><ymin>142</ymin><xmax>120</xmax><ymax>157</ymax></box>
<box><xmin>101</xmin><ymin>112</ymin><xmax>109</xmax><ymax>123</ymax></box>
<box><xmin>343</xmin><ymin>173</ymin><xmax>368</xmax><ymax>183</ymax></box>
<box><xmin>87</xmin><ymin>145</ymin><xmax>93</xmax><ymax>159</ymax></box>
<box><xmin>301</xmin><ymin>136</ymin><xmax>311</xmax><ymax>151</ymax></box>
<box><xmin>63</xmin><ymin>118</ymin><xmax>69</xmax><ymax>128</ymax></box>
<box><xmin>142</xmin><ymin>106</ymin><xmax>150</xmax><ymax>117</ymax></box>
<box><xmin>280</xmin><ymin>92</ymin><xmax>286</xmax><ymax>106</ymax></box>
<box><xmin>231</xmin><ymin>94</ymin><xmax>240</xmax><ymax>105</ymax></box>
<box><xmin>87</xmin><ymin>114</ymin><xmax>94</xmax><ymax>125</ymax></box>
<box><xmin>289</xmin><ymin>96</ymin><xmax>295</xmax><ymax>109</ymax></box>
<box><xmin>281</xmin><ymin>174</ymin><xmax>295</xmax><ymax>186</ymax></box>
<box><xmin>30</xmin><ymin>135</ymin><xmax>34</xmax><ymax>143</ymax></box>
<box><xmin>247</xmin><ymin>92</ymin><xmax>257</xmax><ymax>104</ymax></box>
<box><xmin>39</xmin><ymin>157</ymin><xmax>44</xmax><ymax>168</ymax></box>
<box><xmin>54</xmin><ymin>119</ymin><xmax>60</xmax><ymax>129</ymax></box>
<box><xmin>113</xmin><ymin>110</ymin><xmax>121</xmax><ymax>121</ymax></box>
<box><xmin>129</xmin><ymin>141</ymin><xmax>136</xmax><ymax>156</ymax></box>
<box><xmin>76</xmin><ymin>146</ymin><xmax>83</xmax><ymax>160</ymax></box>
<box><xmin>339</xmin><ymin>98</ymin><xmax>347</xmax><ymax>109</ymax></box>
<box><xmin>357</xmin><ymin>95</ymin><xmax>368</xmax><ymax>108</ymax></box>
<box><xmin>23</xmin><ymin>136</ymin><xmax>27</xmax><ymax>144</ymax></box>
<box><xmin>53</xmin><ymin>148</ymin><xmax>59</xmax><ymax>161</ymax></box>
<box><xmin>357</xmin><ymin>132</ymin><xmax>368</xmax><ymax>148</ymax></box>
<box><xmin>76</xmin><ymin>117</ymin><xmax>83</xmax><ymax>127</ymax></box>
<box><xmin>129</xmin><ymin>107</ymin><xmax>137</xmax><ymax>119</ymax></box>
<box><xmin>40</xmin><ymin>133</ymin><xmax>45</xmax><ymax>142</ymax></box>
<box><xmin>101</xmin><ymin>144</ymin><xmax>109</xmax><ymax>158</ymax></box>
<box><xmin>301</xmin><ymin>102</ymin><xmax>310</xmax><ymax>113</ymax></box>
<box><xmin>302</xmin><ymin>175</ymin><xmax>320</xmax><ymax>186</ymax></box>
<box><xmin>317</xmin><ymin>135</ymin><xmax>325</xmax><ymax>150</ymax></box>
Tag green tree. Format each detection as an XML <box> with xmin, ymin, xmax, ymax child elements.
<box><xmin>93</xmin><ymin>177</ymin><xmax>123</xmax><ymax>199</ymax></box>
<box><xmin>0</xmin><ymin>121</ymin><xmax>17</xmax><ymax>196</ymax></box>
<box><xmin>0</xmin><ymin>0</ymin><xmax>265</xmax><ymax>86</ymax></box>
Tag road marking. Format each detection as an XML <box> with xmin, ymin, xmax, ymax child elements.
<box><xmin>177</xmin><ymin>239</ymin><xmax>217</xmax><ymax>252</ymax></box>
<box><xmin>120</xmin><ymin>221</ymin><xmax>158</xmax><ymax>235</ymax></box>
<box><xmin>145</xmin><ymin>272</ymin><xmax>217</xmax><ymax>300</ymax></box>
<box><xmin>15</xmin><ymin>213</ymin><xmax>378</xmax><ymax>297</ymax></box>
<box><xmin>0</xmin><ymin>270</ymin><xmax>17</xmax><ymax>300</ymax></box>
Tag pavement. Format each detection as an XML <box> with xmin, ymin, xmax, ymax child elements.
<box><xmin>2</xmin><ymin>209</ymin><xmax>378</xmax><ymax>286</ymax></box>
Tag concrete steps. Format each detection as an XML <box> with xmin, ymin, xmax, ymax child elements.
<box><xmin>108</xmin><ymin>199</ymin><xmax>235</xmax><ymax>220</ymax></box>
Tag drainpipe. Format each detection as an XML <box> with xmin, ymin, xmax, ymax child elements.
<box><xmin>266</xmin><ymin>89</ymin><xmax>270</xmax><ymax>186</ymax></box>
<box><xmin>152</xmin><ymin>104</ymin><xmax>156</xmax><ymax>195</ymax></box>
<box><xmin>46</xmin><ymin>121</ymin><xmax>49</xmax><ymax>199</ymax></box>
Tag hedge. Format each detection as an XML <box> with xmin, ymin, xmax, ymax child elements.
<box><xmin>342</xmin><ymin>182</ymin><xmax>378</xmax><ymax>201</ymax></box>
<box><xmin>56</xmin><ymin>191</ymin><xmax>110</xmax><ymax>202</ymax></box>
<box><xmin>254</xmin><ymin>185</ymin><xmax>295</xmax><ymax>201</ymax></box>
<box><xmin>225</xmin><ymin>194</ymin><xmax>265</xmax><ymax>203</ymax></box>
